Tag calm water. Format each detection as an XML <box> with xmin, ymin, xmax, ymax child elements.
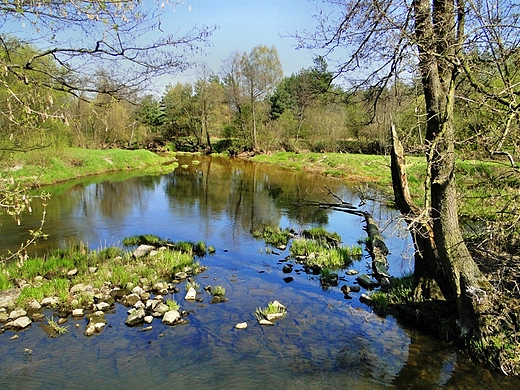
<box><xmin>1</xmin><ymin>155</ymin><xmax>517</xmax><ymax>389</ymax></box>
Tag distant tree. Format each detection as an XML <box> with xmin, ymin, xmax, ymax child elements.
<box><xmin>161</xmin><ymin>83</ymin><xmax>197</xmax><ymax>140</ymax></box>
<box><xmin>193</xmin><ymin>66</ymin><xmax>227</xmax><ymax>153</ymax></box>
<box><xmin>270</xmin><ymin>56</ymin><xmax>333</xmax><ymax>140</ymax></box>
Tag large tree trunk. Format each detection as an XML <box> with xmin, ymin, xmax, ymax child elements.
<box><xmin>407</xmin><ymin>0</ymin><xmax>492</xmax><ymax>338</ymax></box>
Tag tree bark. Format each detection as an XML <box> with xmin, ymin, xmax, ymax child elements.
<box><xmin>410</xmin><ymin>0</ymin><xmax>492</xmax><ymax>338</ymax></box>
<box><xmin>390</xmin><ymin>124</ymin><xmax>451</xmax><ymax>301</ymax></box>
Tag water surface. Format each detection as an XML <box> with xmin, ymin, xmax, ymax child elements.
<box><xmin>0</xmin><ymin>155</ymin><xmax>517</xmax><ymax>389</ymax></box>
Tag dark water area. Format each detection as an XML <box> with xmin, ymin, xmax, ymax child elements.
<box><xmin>1</xmin><ymin>155</ymin><xmax>518</xmax><ymax>389</ymax></box>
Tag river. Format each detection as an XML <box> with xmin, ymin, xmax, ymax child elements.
<box><xmin>0</xmin><ymin>155</ymin><xmax>517</xmax><ymax>389</ymax></box>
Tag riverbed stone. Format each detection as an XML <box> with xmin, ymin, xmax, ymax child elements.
<box><xmin>258</xmin><ymin>319</ymin><xmax>274</xmax><ymax>326</ymax></box>
<box><xmin>152</xmin><ymin>302</ymin><xmax>169</xmax><ymax>316</ymax></box>
<box><xmin>122</xmin><ymin>293</ymin><xmax>141</xmax><ymax>307</ymax></box>
<box><xmin>40</xmin><ymin>297</ymin><xmax>59</xmax><ymax>307</ymax></box>
<box><xmin>356</xmin><ymin>274</ymin><xmax>379</xmax><ymax>289</ymax></box>
<box><xmin>184</xmin><ymin>287</ymin><xmax>197</xmax><ymax>300</ymax></box>
<box><xmin>27</xmin><ymin>299</ymin><xmax>42</xmax><ymax>311</ymax></box>
<box><xmin>131</xmin><ymin>286</ymin><xmax>145</xmax><ymax>297</ymax></box>
<box><xmin>13</xmin><ymin>316</ymin><xmax>32</xmax><ymax>329</ymax></box>
<box><xmin>235</xmin><ymin>322</ymin><xmax>248</xmax><ymax>329</ymax></box>
<box><xmin>95</xmin><ymin>302</ymin><xmax>111</xmax><ymax>311</ymax></box>
<box><xmin>72</xmin><ymin>309</ymin><xmax>84</xmax><ymax>317</ymax></box>
<box><xmin>162</xmin><ymin>310</ymin><xmax>180</xmax><ymax>325</ymax></box>
<box><xmin>0</xmin><ymin>288</ymin><xmax>21</xmax><ymax>309</ymax></box>
<box><xmin>153</xmin><ymin>281</ymin><xmax>169</xmax><ymax>292</ymax></box>
<box><xmin>146</xmin><ymin>299</ymin><xmax>159</xmax><ymax>310</ymax></box>
<box><xmin>133</xmin><ymin>245</ymin><xmax>155</xmax><ymax>259</ymax></box>
<box><xmin>9</xmin><ymin>308</ymin><xmax>27</xmax><ymax>320</ymax></box>
<box><xmin>0</xmin><ymin>312</ymin><xmax>9</xmax><ymax>323</ymax></box>
<box><xmin>67</xmin><ymin>268</ymin><xmax>78</xmax><ymax>277</ymax></box>
<box><xmin>144</xmin><ymin>316</ymin><xmax>153</xmax><ymax>324</ymax></box>
<box><xmin>85</xmin><ymin>322</ymin><xmax>96</xmax><ymax>336</ymax></box>
<box><xmin>126</xmin><ymin>307</ymin><xmax>145</xmax><ymax>326</ymax></box>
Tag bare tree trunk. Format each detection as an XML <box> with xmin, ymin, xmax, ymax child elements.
<box><xmin>390</xmin><ymin>124</ymin><xmax>451</xmax><ymax>301</ymax></box>
<box><xmin>411</xmin><ymin>0</ymin><xmax>492</xmax><ymax>338</ymax></box>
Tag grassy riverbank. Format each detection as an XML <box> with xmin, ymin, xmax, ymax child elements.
<box><xmin>251</xmin><ymin>151</ymin><xmax>515</xmax><ymax>221</ymax></box>
<box><xmin>3</xmin><ymin>148</ymin><xmax>177</xmax><ymax>187</ymax></box>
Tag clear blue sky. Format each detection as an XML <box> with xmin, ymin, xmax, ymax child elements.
<box><xmin>160</xmin><ymin>0</ymin><xmax>323</xmax><ymax>88</ymax></box>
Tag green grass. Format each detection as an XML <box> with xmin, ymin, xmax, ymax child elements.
<box><xmin>185</xmin><ymin>281</ymin><xmax>200</xmax><ymax>291</ymax></box>
<box><xmin>290</xmin><ymin>237</ymin><xmax>362</xmax><ymax>269</ymax></box>
<box><xmin>165</xmin><ymin>299</ymin><xmax>180</xmax><ymax>311</ymax></box>
<box><xmin>0</xmin><ymin>237</ymin><xmax>202</xmax><ymax>310</ymax></box>
<box><xmin>17</xmin><ymin>278</ymin><xmax>70</xmax><ymax>307</ymax></box>
<box><xmin>212</xmin><ymin>285</ymin><xmax>226</xmax><ymax>297</ymax></box>
<box><xmin>251</xmin><ymin>226</ymin><xmax>293</xmax><ymax>247</ymax></box>
<box><xmin>254</xmin><ymin>301</ymin><xmax>287</xmax><ymax>322</ymax></box>
<box><xmin>251</xmin><ymin>152</ymin><xmax>517</xmax><ymax>224</ymax></box>
<box><xmin>7</xmin><ymin>148</ymin><xmax>177</xmax><ymax>187</ymax></box>
<box><xmin>47</xmin><ymin>316</ymin><xmax>69</xmax><ymax>334</ymax></box>
<box><xmin>302</xmin><ymin>227</ymin><xmax>341</xmax><ymax>246</ymax></box>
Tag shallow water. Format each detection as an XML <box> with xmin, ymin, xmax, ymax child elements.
<box><xmin>1</xmin><ymin>155</ymin><xmax>518</xmax><ymax>389</ymax></box>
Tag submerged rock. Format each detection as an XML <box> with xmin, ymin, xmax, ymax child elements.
<box><xmin>235</xmin><ymin>322</ymin><xmax>248</xmax><ymax>329</ymax></box>
<box><xmin>356</xmin><ymin>274</ymin><xmax>380</xmax><ymax>289</ymax></box>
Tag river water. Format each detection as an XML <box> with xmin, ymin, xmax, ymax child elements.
<box><xmin>0</xmin><ymin>155</ymin><xmax>518</xmax><ymax>389</ymax></box>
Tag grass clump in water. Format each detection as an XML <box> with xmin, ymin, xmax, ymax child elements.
<box><xmin>290</xmin><ymin>235</ymin><xmax>362</xmax><ymax>270</ymax></box>
<box><xmin>165</xmin><ymin>299</ymin><xmax>180</xmax><ymax>311</ymax></box>
<box><xmin>302</xmin><ymin>227</ymin><xmax>341</xmax><ymax>247</ymax></box>
<box><xmin>47</xmin><ymin>316</ymin><xmax>69</xmax><ymax>335</ymax></box>
<box><xmin>185</xmin><ymin>281</ymin><xmax>200</xmax><ymax>291</ymax></box>
<box><xmin>122</xmin><ymin>234</ymin><xmax>165</xmax><ymax>247</ymax></box>
<box><xmin>254</xmin><ymin>301</ymin><xmax>287</xmax><ymax>323</ymax></box>
<box><xmin>212</xmin><ymin>285</ymin><xmax>226</xmax><ymax>297</ymax></box>
<box><xmin>252</xmin><ymin>226</ymin><xmax>293</xmax><ymax>248</ymax></box>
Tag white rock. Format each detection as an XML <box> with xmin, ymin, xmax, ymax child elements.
<box><xmin>235</xmin><ymin>322</ymin><xmax>248</xmax><ymax>329</ymax></box>
<box><xmin>13</xmin><ymin>316</ymin><xmax>32</xmax><ymax>329</ymax></box>
<box><xmin>184</xmin><ymin>287</ymin><xmax>197</xmax><ymax>301</ymax></box>
<box><xmin>145</xmin><ymin>299</ymin><xmax>159</xmax><ymax>310</ymax></box>
<box><xmin>95</xmin><ymin>302</ymin><xmax>111</xmax><ymax>311</ymax></box>
<box><xmin>85</xmin><ymin>323</ymin><xmax>96</xmax><ymax>336</ymax></box>
<box><xmin>144</xmin><ymin>316</ymin><xmax>154</xmax><ymax>324</ymax></box>
<box><xmin>67</xmin><ymin>269</ymin><xmax>78</xmax><ymax>277</ymax></box>
<box><xmin>131</xmin><ymin>286</ymin><xmax>145</xmax><ymax>297</ymax></box>
<box><xmin>271</xmin><ymin>300</ymin><xmax>285</xmax><ymax>309</ymax></box>
<box><xmin>258</xmin><ymin>319</ymin><xmax>274</xmax><ymax>326</ymax></box>
<box><xmin>34</xmin><ymin>276</ymin><xmax>44</xmax><ymax>282</ymax></box>
<box><xmin>72</xmin><ymin>309</ymin><xmax>84</xmax><ymax>317</ymax></box>
<box><xmin>70</xmin><ymin>283</ymin><xmax>85</xmax><ymax>293</ymax></box>
<box><xmin>94</xmin><ymin>323</ymin><xmax>106</xmax><ymax>332</ymax></box>
<box><xmin>133</xmin><ymin>245</ymin><xmax>155</xmax><ymax>258</ymax></box>
<box><xmin>153</xmin><ymin>302</ymin><xmax>169</xmax><ymax>316</ymax></box>
<box><xmin>162</xmin><ymin>310</ymin><xmax>180</xmax><ymax>325</ymax></box>
<box><xmin>40</xmin><ymin>297</ymin><xmax>59</xmax><ymax>307</ymax></box>
<box><xmin>8</xmin><ymin>308</ymin><xmax>27</xmax><ymax>320</ymax></box>
<box><xmin>134</xmin><ymin>301</ymin><xmax>145</xmax><ymax>309</ymax></box>
<box><xmin>266</xmin><ymin>312</ymin><xmax>285</xmax><ymax>321</ymax></box>
<box><xmin>28</xmin><ymin>299</ymin><xmax>41</xmax><ymax>311</ymax></box>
